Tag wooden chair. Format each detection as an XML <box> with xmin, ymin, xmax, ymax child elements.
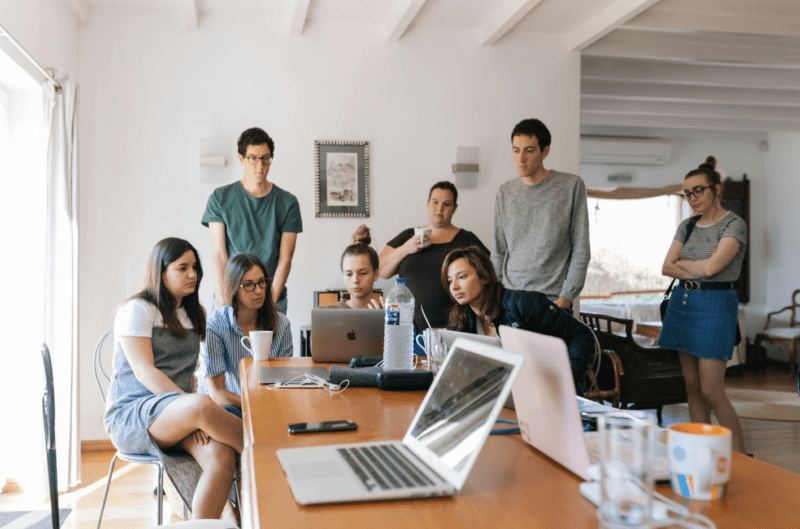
<box><xmin>754</xmin><ymin>289</ymin><xmax>800</xmax><ymax>376</ymax></box>
<box><xmin>580</xmin><ymin>312</ymin><xmax>687</xmax><ymax>424</ymax></box>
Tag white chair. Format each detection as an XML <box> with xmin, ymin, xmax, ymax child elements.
<box><xmin>94</xmin><ymin>327</ymin><xmax>169</xmax><ymax>527</ymax></box>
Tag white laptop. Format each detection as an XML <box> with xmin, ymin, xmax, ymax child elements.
<box><xmin>498</xmin><ymin>325</ymin><xmax>669</xmax><ymax>482</ymax></box>
<box><xmin>310</xmin><ymin>308</ymin><xmax>384</xmax><ymax>363</ymax></box>
<box><xmin>438</xmin><ymin>328</ymin><xmax>500</xmax><ymax>350</ymax></box>
<box><xmin>276</xmin><ymin>337</ymin><xmax>524</xmax><ymax>505</ymax></box>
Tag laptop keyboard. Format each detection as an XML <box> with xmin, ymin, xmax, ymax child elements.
<box><xmin>338</xmin><ymin>444</ymin><xmax>437</xmax><ymax>492</ymax></box>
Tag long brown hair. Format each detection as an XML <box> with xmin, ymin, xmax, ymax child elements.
<box><xmin>441</xmin><ymin>246</ymin><xmax>502</xmax><ymax>331</ymax></box>
<box><xmin>223</xmin><ymin>253</ymin><xmax>279</xmax><ymax>333</ymax></box>
<box><xmin>340</xmin><ymin>224</ymin><xmax>379</xmax><ymax>271</ymax></box>
<box><xmin>130</xmin><ymin>237</ymin><xmax>206</xmax><ymax>339</ymax></box>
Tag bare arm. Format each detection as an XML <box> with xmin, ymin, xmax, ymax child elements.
<box><xmin>271</xmin><ymin>232</ymin><xmax>298</xmax><ymax>305</ymax></box>
<box><xmin>119</xmin><ymin>336</ymin><xmax>184</xmax><ymax>395</ymax></box>
<box><xmin>208</xmin><ymin>222</ymin><xmax>229</xmax><ymax>303</ymax></box>
<box><xmin>674</xmin><ymin>237</ymin><xmax>743</xmax><ymax>279</ymax></box>
<box><xmin>378</xmin><ymin>237</ymin><xmax>422</xmax><ymax>279</ymax></box>
<box><xmin>205</xmin><ymin>373</ymin><xmax>241</xmax><ymax>409</ymax></box>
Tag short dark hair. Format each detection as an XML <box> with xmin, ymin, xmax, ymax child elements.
<box><xmin>511</xmin><ymin>119</ymin><xmax>551</xmax><ymax>149</ymax></box>
<box><xmin>237</xmin><ymin>127</ymin><xmax>275</xmax><ymax>157</ymax></box>
<box><xmin>428</xmin><ymin>181</ymin><xmax>458</xmax><ymax>205</ymax></box>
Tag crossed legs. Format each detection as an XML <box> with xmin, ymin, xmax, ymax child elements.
<box><xmin>148</xmin><ymin>393</ymin><xmax>243</xmax><ymax>519</ymax></box>
<box><xmin>678</xmin><ymin>351</ymin><xmax>746</xmax><ymax>452</ymax></box>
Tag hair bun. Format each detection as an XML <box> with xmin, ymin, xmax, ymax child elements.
<box><xmin>351</xmin><ymin>224</ymin><xmax>372</xmax><ymax>246</ymax></box>
<box><xmin>699</xmin><ymin>156</ymin><xmax>717</xmax><ymax>170</ymax></box>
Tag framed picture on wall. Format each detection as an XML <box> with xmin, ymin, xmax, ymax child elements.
<box><xmin>314</xmin><ymin>140</ymin><xmax>370</xmax><ymax>218</ymax></box>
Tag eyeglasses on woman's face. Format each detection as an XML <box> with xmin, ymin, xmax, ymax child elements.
<box><xmin>682</xmin><ymin>185</ymin><xmax>711</xmax><ymax>199</ymax></box>
<box><xmin>245</xmin><ymin>155</ymin><xmax>272</xmax><ymax>166</ymax></box>
<box><xmin>240</xmin><ymin>278</ymin><xmax>268</xmax><ymax>292</ymax></box>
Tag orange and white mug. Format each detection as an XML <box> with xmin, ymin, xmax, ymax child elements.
<box><xmin>667</xmin><ymin>423</ymin><xmax>732</xmax><ymax>500</ymax></box>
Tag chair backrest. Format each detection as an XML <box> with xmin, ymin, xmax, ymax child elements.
<box><xmin>792</xmin><ymin>289</ymin><xmax>800</xmax><ymax>327</ymax></box>
<box><xmin>41</xmin><ymin>344</ymin><xmax>56</xmax><ymax>452</ymax></box>
<box><xmin>93</xmin><ymin>327</ymin><xmax>115</xmax><ymax>405</ymax></box>
<box><xmin>41</xmin><ymin>343</ymin><xmax>60</xmax><ymax>529</ymax></box>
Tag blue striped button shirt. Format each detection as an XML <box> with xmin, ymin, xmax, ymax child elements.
<box><xmin>198</xmin><ymin>305</ymin><xmax>293</xmax><ymax>397</ymax></box>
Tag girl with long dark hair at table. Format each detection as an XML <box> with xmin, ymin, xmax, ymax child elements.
<box><xmin>104</xmin><ymin>237</ymin><xmax>241</xmax><ymax>520</ymax></box>
<box><xmin>441</xmin><ymin>245</ymin><xmax>595</xmax><ymax>390</ymax></box>
<box><xmin>199</xmin><ymin>253</ymin><xmax>292</xmax><ymax>418</ymax></box>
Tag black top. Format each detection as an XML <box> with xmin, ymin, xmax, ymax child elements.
<box><xmin>387</xmin><ymin>228</ymin><xmax>489</xmax><ymax>330</ymax></box>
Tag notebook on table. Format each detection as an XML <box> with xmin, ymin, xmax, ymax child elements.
<box><xmin>498</xmin><ymin>325</ymin><xmax>669</xmax><ymax>482</ymax></box>
<box><xmin>310</xmin><ymin>308</ymin><xmax>384</xmax><ymax>362</ymax></box>
<box><xmin>276</xmin><ymin>337</ymin><xmax>524</xmax><ymax>505</ymax></box>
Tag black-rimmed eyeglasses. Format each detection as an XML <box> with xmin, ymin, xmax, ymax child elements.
<box><xmin>245</xmin><ymin>155</ymin><xmax>272</xmax><ymax>166</ymax></box>
<box><xmin>240</xmin><ymin>278</ymin><xmax>268</xmax><ymax>292</ymax></box>
<box><xmin>682</xmin><ymin>185</ymin><xmax>711</xmax><ymax>199</ymax></box>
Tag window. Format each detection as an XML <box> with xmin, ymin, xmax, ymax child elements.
<box><xmin>582</xmin><ymin>195</ymin><xmax>682</xmax><ymax>303</ymax></box>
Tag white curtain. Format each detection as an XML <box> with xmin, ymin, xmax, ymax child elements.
<box><xmin>43</xmin><ymin>80</ymin><xmax>80</xmax><ymax>490</ymax></box>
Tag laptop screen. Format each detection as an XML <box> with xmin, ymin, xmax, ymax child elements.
<box><xmin>409</xmin><ymin>347</ymin><xmax>514</xmax><ymax>472</ymax></box>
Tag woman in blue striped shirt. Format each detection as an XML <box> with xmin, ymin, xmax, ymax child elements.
<box><xmin>199</xmin><ymin>253</ymin><xmax>292</xmax><ymax>417</ymax></box>
<box><xmin>659</xmin><ymin>156</ymin><xmax>747</xmax><ymax>452</ymax></box>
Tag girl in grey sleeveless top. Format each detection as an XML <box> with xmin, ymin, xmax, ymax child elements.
<box><xmin>658</xmin><ymin>158</ymin><xmax>747</xmax><ymax>453</ymax></box>
<box><xmin>103</xmin><ymin>237</ymin><xmax>243</xmax><ymax>521</ymax></box>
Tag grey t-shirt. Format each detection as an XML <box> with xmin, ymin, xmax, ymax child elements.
<box><xmin>675</xmin><ymin>211</ymin><xmax>747</xmax><ymax>282</ymax></box>
<box><xmin>491</xmin><ymin>171</ymin><xmax>590</xmax><ymax>301</ymax></box>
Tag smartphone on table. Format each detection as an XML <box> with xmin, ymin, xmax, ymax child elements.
<box><xmin>287</xmin><ymin>420</ymin><xmax>358</xmax><ymax>434</ymax></box>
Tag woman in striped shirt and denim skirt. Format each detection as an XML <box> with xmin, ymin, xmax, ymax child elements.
<box><xmin>659</xmin><ymin>156</ymin><xmax>747</xmax><ymax>453</ymax></box>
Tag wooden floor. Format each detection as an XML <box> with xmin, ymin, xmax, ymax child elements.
<box><xmin>2</xmin><ymin>363</ymin><xmax>798</xmax><ymax>528</ymax></box>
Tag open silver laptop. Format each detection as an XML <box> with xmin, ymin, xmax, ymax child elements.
<box><xmin>311</xmin><ymin>308</ymin><xmax>384</xmax><ymax>362</ymax></box>
<box><xmin>498</xmin><ymin>326</ymin><xmax>669</xmax><ymax>482</ymax></box>
<box><xmin>276</xmin><ymin>338</ymin><xmax>524</xmax><ymax>505</ymax></box>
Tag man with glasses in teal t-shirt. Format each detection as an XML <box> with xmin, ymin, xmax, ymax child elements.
<box><xmin>202</xmin><ymin>128</ymin><xmax>303</xmax><ymax>314</ymax></box>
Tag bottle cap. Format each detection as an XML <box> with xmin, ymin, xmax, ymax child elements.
<box><xmin>395</xmin><ymin>278</ymin><xmax>406</xmax><ymax>285</ymax></box>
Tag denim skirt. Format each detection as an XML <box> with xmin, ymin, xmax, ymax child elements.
<box><xmin>658</xmin><ymin>285</ymin><xmax>738</xmax><ymax>360</ymax></box>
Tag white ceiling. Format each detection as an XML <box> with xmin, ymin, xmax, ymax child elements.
<box><xmin>71</xmin><ymin>0</ymin><xmax>800</xmax><ymax>139</ymax></box>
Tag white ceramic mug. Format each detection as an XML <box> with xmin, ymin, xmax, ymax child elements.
<box><xmin>414</xmin><ymin>227</ymin><xmax>432</xmax><ymax>248</ymax></box>
<box><xmin>241</xmin><ymin>331</ymin><xmax>273</xmax><ymax>362</ymax></box>
<box><xmin>668</xmin><ymin>423</ymin><xmax>732</xmax><ymax>500</ymax></box>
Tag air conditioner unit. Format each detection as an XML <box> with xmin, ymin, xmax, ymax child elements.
<box><xmin>580</xmin><ymin>137</ymin><xmax>672</xmax><ymax>166</ymax></box>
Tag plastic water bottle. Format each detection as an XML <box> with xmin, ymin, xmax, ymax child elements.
<box><xmin>383</xmin><ymin>278</ymin><xmax>415</xmax><ymax>371</ymax></box>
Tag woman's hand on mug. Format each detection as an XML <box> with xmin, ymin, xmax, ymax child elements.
<box><xmin>368</xmin><ymin>295</ymin><xmax>385</xmax><ymax>310</ymax></box>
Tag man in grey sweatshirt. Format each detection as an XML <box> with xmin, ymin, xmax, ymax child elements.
<box><xmin>491</xmin><ymin>119</ymin><xmax>590</xmax><ymax>313</ymax></box>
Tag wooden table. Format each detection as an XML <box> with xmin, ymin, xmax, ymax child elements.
<box><xmin>239</xmin><ymin>358</ymin><xmax>800</xmax><ymax>528</ymax></box>
<box><xmin>636</xmin><ymin>320</ymin><xmax>663</xmax><ymax>340</ymax></box>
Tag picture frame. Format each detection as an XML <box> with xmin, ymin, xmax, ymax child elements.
<box><xmin>315</xmin><ymin>140</ymin><xmax>370</xmax><ymax>218</ymax></box>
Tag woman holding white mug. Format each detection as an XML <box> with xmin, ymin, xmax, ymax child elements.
<box><xmin>199</xmin><ymin>253</ymin><xmax>292</xmax><ymax>418</ymax></box>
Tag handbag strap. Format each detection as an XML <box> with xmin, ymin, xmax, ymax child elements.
<box><xmin>664</xmin><ymin>215</ymin><xmax>702</xmax><ymax>297</ymax></box>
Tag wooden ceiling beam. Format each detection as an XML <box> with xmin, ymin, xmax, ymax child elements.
<box><xmin>567</xmin><ymin>0</ymin><xmax>660</xmax><ymax>50</ymax></box>
<box><xmin>289</xmin><ymin>0</ymin><xmax>312</xmax><ymax>37</ymax></box>
<box><xmin>478</xmin><ymin>0</ymin><xmax>541</xmax><ymax>46</ymax></box>
<box><xmin>383</xmin><ymin>0</ymin><xmax>428</xmax><ymax>42</ymax></box>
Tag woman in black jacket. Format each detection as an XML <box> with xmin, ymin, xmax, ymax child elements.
<box><xmin>441</xmin><ymin>246</ymin><xmax>596</xmax><ymax>389</ymax></box>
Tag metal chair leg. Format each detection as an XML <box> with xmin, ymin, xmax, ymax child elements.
<box><xmin>233</xmin><ymin>479</ymin><xmax>241</xmax><ymax>509</ymax></box>
<box><xmin>183</xmin><ymin>502</ymin><xmax>189</xmax><ymax>521</ymax></box>
<box><xmin>156</xmin><ymin>462</ymin><xmax>164</xmax><ymax>525</ymax></box>
<box><xmin>96</xmin><ymin>453</ymin><xmax>119</xmax><ymax>529</ymax></box>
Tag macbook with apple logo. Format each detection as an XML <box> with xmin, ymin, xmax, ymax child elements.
<box><xmin>311</xmin><ymin>308</ymin><xmax>385</xmax><ymax>362</ymax></box>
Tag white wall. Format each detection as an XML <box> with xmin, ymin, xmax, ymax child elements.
<box><xmin>761</xmin><ymin>132</ymin><xmax>800</xmax><ymax>361</ymax></box>
<box><xmin>78</xmin><ymin>7</ymin><xmax>581</xmax><ymax>440</ymax></box>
